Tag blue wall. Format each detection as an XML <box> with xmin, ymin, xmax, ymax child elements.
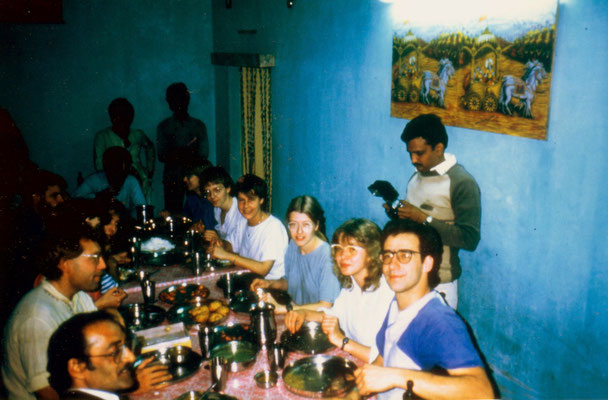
<box><xmin>1</xmin><ymin>0</ymin><xmax>607</xmax><ymax>398</ymax></box>
<box><xmin>211</xmin><ymin>0</ymin><xmax>608</xmax><ymax>398</ymax></box>
<box><xmin>0</xmin><ymin>0</ymin><xmax>216</xmax><ymax>210</ymax></box>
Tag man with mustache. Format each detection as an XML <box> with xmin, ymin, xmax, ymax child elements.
<box><xmin>47</xmin><ymin>311</ymin><xmax>137</xmax><ymax>400</ymax></box>
<box><xmin>391</xmin><ymin>113</ymin><xmax>481</xmax><ymax>309</ymax></box>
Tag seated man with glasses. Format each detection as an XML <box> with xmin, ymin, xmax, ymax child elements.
<box><xmin>354</xmin><ymin>219</ymin><xmax>493</xmax><ymax>400</ymax></box>
<box><xmin>47</xmin><ymin>311</ymin><xmax>137</xmax><ymax>399</ymax></box>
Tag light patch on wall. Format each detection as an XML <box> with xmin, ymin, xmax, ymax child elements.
<box><xmin>390</xmin><ymin>0</ymin><xmax>559</xmax><ymax>25</ymax></box>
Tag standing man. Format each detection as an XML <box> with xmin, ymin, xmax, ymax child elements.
<box><xmin>47</xmin><ymin>311</ymin><xmax>137</xmax><ymax>400</ymax></box>
<box><xmin>393</xmin><ymin>113</ymin><xmax>481</xmax><ymax>309</ymax></box>
<box><xmin>354</xmin><ymin>220</ymin><xmax>493</xmax><ymax>400</ymax></box>
<box><xmin>94</xmin><ymin>98</ymin><xmax>155</xmax><ymax>202</ymax></box>
<box><xmin>157</xmin><ymin>82</ymin><xmax>208</xmax><ymax>214</ymax></box>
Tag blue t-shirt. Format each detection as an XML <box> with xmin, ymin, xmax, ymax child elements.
<box><xmin>375</xmin><ymin>294</ymin><xmax>483</xmax><ymax>399</ymax></box>
<box><xmin>183</xmin><ymin>193</ymin><xmax>217</xmax><ymax>228</ymax></box>
<box><xmin>284</xmin><ymin>241</ymin><xmax>341</xmax><ymax>305</ymax></box>
<box><xmin>73</xmin><ymin>172</ymin><xmax>145</xmax><ymax>215</ymax></box>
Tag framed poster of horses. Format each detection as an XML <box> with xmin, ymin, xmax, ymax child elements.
<box><xmin>390</xmin><ymin>0</ymin><xmax>558</xmax><ymax>140</ymax></box>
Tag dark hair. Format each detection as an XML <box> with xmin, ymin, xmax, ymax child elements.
<box><xmin>108</xmin><ymin>98</ymin><xmax>134</xmax><ymax>122</ymax></box>
<box><xmin>332</xmin><ymin>219</ymin><xmax>383</xmax><ymax>291</ymax></box>
<box><xmin>400</xmin><ymin>113</ymin><xmax>448</xmax><ymax>149</ymax></box>
<box><xmin>36</xmin><ymin>221</ymin><xmax>98</xmax><ymax>281</ymax></box>
<box><xmin>381</xmin><ymin>219</ymin><xmax>443</xmax><ymax>289</ymax></box>
<box><xmin>184</xmin><ymin>158</ymin><xmax>213</xmax><ymax>180</ymax></box>
<box><xmin>48</xmin><ymin>311</ymin><xmax>121</xmax><ymax>395</ymax></box>
<box><xmin>24</xmin><ymin>169</ymin><xmax>67</xmax><ymax>199</ymax></box>
<box><xmin>286</xmin><ymin>195</ymin><xmax>327</xmax><ymax>241</ymax></box>
<box><xmin>234</xmin><ymin>174</ymin><xmax>268</xmax><ymax>209</ymax></box>
<box><xmin>199</xmin><ymin>166</ymin><xmax>234</xmax><ymax>192</ymax></box>
<box><xmin>166</xmin><ymin>82</ymin><xmax>189</xmax><ymax>103</ymax></box>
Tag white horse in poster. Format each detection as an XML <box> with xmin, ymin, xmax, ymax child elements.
<box><xmin>498</xmin><ymin>60</ymin><xmax>547</xmax><ymax>118</ymax></box>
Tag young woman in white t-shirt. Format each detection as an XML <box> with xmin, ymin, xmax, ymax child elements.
<box><xmin>209</xmin><ymin>174</ymin><xmax>288</xmax><ymax>279</ymax></box>
<box><xmin>284</xmin><ymin>218</ymin><xmax>394</xmax><ymax>362</ymax></box>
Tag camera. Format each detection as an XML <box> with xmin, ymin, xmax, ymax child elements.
<box><xmin>368</xmin><ymin>180</ymin><xmax>401</xmax><ymax>220</ymax></box>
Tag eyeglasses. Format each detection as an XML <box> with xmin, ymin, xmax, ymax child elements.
<box><xmin>204</xmin><ymin>186</ymin><xmax>224</xmax><ymax>198</ymax></box>
<box><xmin>380</xmin><ymin>250</ymin><xmax>421</xmax><ymax>265</ymax></box>
<box><xmin>80</xmin><ymin>253</ymin><xmax>102</xmax><ymax>266</ymax></box>
<box><xmin>287</xmin><ymin>222</ymin><xmax>314</xmax><ymax>232</ymax></box>
<box><xmin>331</xmin><ymin>244</ymin><xmax>364</xmax><ymax>258</ymax></box>
<box><xmin>86</xmin><ymin>343</ymin><xmax>128</xmax><ymax>364</ymax></box>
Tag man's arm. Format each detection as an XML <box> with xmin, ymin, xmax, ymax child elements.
<box><xmin>34</xmin><ymin>386</ymin><xmax>59</xmax><ymax>400</ymax></box>
<box><xmin>356</xmin><ymin>364</ymin><xmax>494</xmax><ymax>399</ymax></box>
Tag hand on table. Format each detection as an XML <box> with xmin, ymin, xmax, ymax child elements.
<box><xmin>133</xmin><ymin>356</ymin><xmax>172</xmax><ymax>393</ymax></box>
<box><xmin>95</xmin><ymin>287</ymin><xmax>127</xmax><ymax>309</ymax></box>
<box><xmin>354</xmin><ymin>364</ymin><xmax>396</xmax><ymax>396</ymax></box>
<box><xmin>396</xmin><ymin>201</ymin><xmax>427</xmax><ymax>224</ymax></box>
<box><xmin>285</xmin><ymin>310</ymin><xmax>307</xmax><ymax>333</ymax></box>
<box><xmin>209</xmin><ymin>243</ymin><xmax>231</xmax><ymax>261</ymax></box>
<box><xmin>250</xmin><ymin>278</ymin><xmax>271</xmax><ymax>291</ymax></box>
<box><xmin>203</xmin><ymin>229</ymin><xmax>220</xmax><ymax>244</ymax></box>
<box><xmin>321</xmin><ymin>314</ymin><xmax>345</xmax><ymax>347</ymax></box>
<box><xmin>191</xmin><ymin>221</ymin><xmax>205</xmax><ymax>233</ymax></box>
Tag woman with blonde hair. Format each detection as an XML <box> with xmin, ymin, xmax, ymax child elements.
<box><xmin>285</xmin><ymin>218</ymin><xmax>394</xmax><ymax>362</ymax></box>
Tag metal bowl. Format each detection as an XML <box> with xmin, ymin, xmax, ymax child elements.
<box><xmin>137</xmin><ymin>346</ymin><xmax>202</xmax><ymax>383</ymax></box>
<box><xmin>174</xmin><ymin>391</ymin><xmax>204</xmax><ymax>400</ymax></box>
<box><xmin>254</xmin><ymin>369</ymin><xmax>278</xmax><ymax>389</ymax></box>
<box><xmin>282</xmin><ymin>355</ymin><xmax>357</xmax><ymax>398</ymax></box>
<box><xmin>118</xmin><ymin>303</ymin><xmax>166</xmax><ymax>331</ymax></box>
<box><xmin>281</xmin><ymin>321</ymin><xmax>333</xmax><ymax>354</ymax></box>
<box><xmin>208</xmin><ymin>340</ymin><xmax>258</xmax><ymax>372</ymax></box>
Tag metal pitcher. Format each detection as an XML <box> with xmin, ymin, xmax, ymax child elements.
<box><xmin>249</xmin><ymin>302</ymin><xmax>276</xmax><ymax>349</ymax></box>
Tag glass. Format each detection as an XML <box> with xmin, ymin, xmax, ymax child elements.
<box><xmin>87</xmin><ymin>343</ymin><xmax>128</xmax><ymax>364</ymax></box>
<box><xmin>287</xmin><ymin>222</ymin><xmax>314</xmax><ymax>232</ymax></box>
<box><xmin>80</xmin><ymin>253</ymin><xmax>102</xmax><ymax>266</ymax></box>
<box><xmin>380</xmin><ymin>250</ymin><xmax>421</xmax><ymax>265</ymax></box>
<box><xmin>330</xmin><ymin>244</ymin><xmax>364</xmax><ymax>258</ymax></box>
<box><xmin>204</xmin><ymin>186</ymin><xmax>224</xmax><ymax>198</ymax></box>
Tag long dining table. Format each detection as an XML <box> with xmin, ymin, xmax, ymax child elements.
<box><xmin>121</xmin><ymin>263</ymin><xmax>366</xmax><ymax>400</ymax></box>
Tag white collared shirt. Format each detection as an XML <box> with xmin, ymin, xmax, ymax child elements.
<box><xmin>72</xmin><ymin>388</ymin><xmax>120</xmax><ymax>400</ymax></box>
<box><xmin>214</xmin><ymin>197</ymin><xmax>248</xmax><ymax>253</ymax></box>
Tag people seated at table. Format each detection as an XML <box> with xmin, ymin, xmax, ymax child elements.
<box><xmin>209</xmin><ymin>174</ymin><xmax>288</xmax><ymax>280</ymax></box>
<box><xmin>75</xmin><ymin>146</ymin><xmax>145</xmax><ymax>217</ymax></box>
<box><xmin>284</xmin><ymin>218</ymin><xmax>394</xmax><ymax>362</ymax></box>
<box><xmin>250</xmin><ymin>195</ymin><xmax>341</xmax><ymax>313</ymax></box>
<box><xmin>182</xmin><ymin>160</ymin><xmax>217</xmax><ymax>229</ymax></box>
<box><xmin>94</xmin><ymin>97</ymin><xmax>155</xmax><ymax>202</ymax></box>
<box><xmin>199</xmin><ymin>166</ymin><xmax>247</xmax><ymax>253</ymax></box>
<box><xmin>2</xmin><ymin>223</ymin><xmax>106</xmax><ymax>400</ymax></box>
<box><xmin>47</xmin><ymin>311</ymin><xmax>172</xmax><ymax>399</ymax></box>
<box><xmin>354</xmin><ymin>220</ymin><xmax>494</xmax><ymax>399</ymax></box>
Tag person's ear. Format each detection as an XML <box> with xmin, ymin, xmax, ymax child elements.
<box><xmin>67</xmin><ymin>358</ymin><xmax>88</xmax><ymax>380</ymax></box>
<box><xmin>433</xmin><ymin>143</ymin><xmax>445</xmax><ymax>154</ymax></box>
<box><xmin>58</xmin><ymin>258</ymin><xmax>73</xmax><ymax>277</ymax></box>
<box><xmin>422</xmin><ymin>255</ymin><xmax>434</xmax><ymax>274</ymax></box>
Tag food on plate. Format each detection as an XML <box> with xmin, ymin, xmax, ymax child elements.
<box><xmin>188</xmin><ymin>305</ymin><xmax>210</xmax><ymax>324</ymax></box>
<box><xmin>159</xmin><ymin>290</ymin><xmax>177</xmax><ymax>303</ymax></box>
<box><xmin>208</xmin><ymin>300</ymin><xmax>222</xmax><ymax>312</ymax></box>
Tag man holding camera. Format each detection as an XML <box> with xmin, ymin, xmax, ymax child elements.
<box><xmin>391</xmin><ymin>113</ymin><xmax>481</xmax><ymax>309</ymax></box>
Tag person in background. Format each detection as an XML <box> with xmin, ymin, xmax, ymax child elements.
<box><xmin>209</xmin><ymin>174</ymin><xmax>288</xmax><ymax>280</ymax></box>
<box><xmin>199</xmin><ymin>166</ymin><xmax>247</xmax><ymax>253</ymax></box>
<box><xmin>391</xmin><ymin>113</ymin><xmax>481</xmax><ymax>309</ymax></box>
<box><xmin>251</xmin><ymin>195</ymin><xmax>341</xmax><ymax>313</ymax></box>
<box><xmin>182</xmin><ymin>160</ymin><xmax>217</xmax><ymax>229</ymax></box>
<box><xmin>75</xmin><ymin>146</ymin><xmax>145</xmax><ymax>217</ymax></box>
<box><xmin>93</xmin><ymin>98</ymin><xmax>155</xmax><ymax>202</ymax></box>
<box><xmin>284</xmin><ymin>219</ymin><xmax>394</xmax><ymax>362</ymax></box>
<box><xmin>354</xmin><ymin>219</ymin><xmax>493</xmax><ymax>400</ymax></box>
<box><xmin>157</xmin><ymin>82</ymin><xmax>208</xmax><ymax>214</ymax></box>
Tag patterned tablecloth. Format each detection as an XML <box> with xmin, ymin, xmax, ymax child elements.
<box><xmin>123</xmin><ymin>264</ymin><xmax>365</xmax><ymax>400</ymax></box>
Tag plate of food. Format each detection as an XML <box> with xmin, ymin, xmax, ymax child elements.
<box><xmin>167</xmin><ymin>299</ymin><xmax>230</xmax><ymax>327</ymax></box>
<box><xmin>211</xmin><ymin>324</ymin><xmax>256</xmax><ymax>348</ymax></box>
<box><xmin>136</xmin><ymin>346</ymin><xmax>201</xmax><ymax>384</ymax></box>
<box><xmin>159</xmin><ymin>283</ymin><xmax>210</xmax><ymax>305</ymax></box>
<box><xmin>282</xmin><ymin>355</ymin><xmax>357</xmax><ymax>398</ymax></box>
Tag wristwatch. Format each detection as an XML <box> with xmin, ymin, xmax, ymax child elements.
<box><xmin>424</xmin><ymin>215</ymin><xmax>433</xmax><ymax>225</ymax></box>
<box><xmin>341</xmin><ymin>337</ymin><xmax>350</xmax><ymax>350</ymax></box>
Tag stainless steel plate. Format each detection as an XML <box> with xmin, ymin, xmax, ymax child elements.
<box><xmin>159</xmin><ymin>283</ymin><xmax>210</xmax><ymax>304</ymax></box>
<box><xmin>118</xmin><ymin>304</ymin><xmax>166</xmax><ymax>331</ymax></box>
<box><xmin>211</xmin><ymin>324</ymin><xmax>256</xmax><ymax>348</ymax></box>
<box><xmin>281</xmin><ymin>321</ymin><xmax>333</xmax><ymax>354</ymax></box>
<box><xmin>282</xmin><ymin>355</ymin><xmax>357</xmax><ymax>398</ymax></box>
<box><xmin>136</xmin><ymin>346</ymin><xmax>202</xmax><ymax>384</ymax></box>
<box><xmin>167</xmin><ymin>299</ymin><xmax>230</xmax><ymax>328</ymax></box>
<box><xmin>208</xmin><ymin>340</ymin><xmax>258</xmax><ymax>372</ymax></box>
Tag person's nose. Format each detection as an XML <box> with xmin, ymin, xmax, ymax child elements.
<box><xmin>57</xmin><ymin>194</ymin><xmax>65</xmax><ymax>204</ymax></box>
<box><xmin>123</xmin><ymin>347</ymin><xmax>136</xmax><ymax>363</ymax></box>
<box><xmin>98</xmin><ymin>256</ymin><xmax>107</xmax><ymax>271</ymax></box>
<box><xmin>410</xmin><ymin>154</ymin><xmax>419</xmax><ymax>164</ymax></box>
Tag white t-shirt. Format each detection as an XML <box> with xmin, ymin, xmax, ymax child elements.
<box><xmin>2</xmin><ymin>280</ymin><xmax>97</xmax><ymax>400</ymax></box>
<box><xmin>324</xmin><ymin>276</ymin><xmax>394</xmax><ymax>351</ymax></box>
<box><xmin>213</xmin><ymin>197</ymin><xmax>248</xmax><ymax>253</ymax></box>
<box><xmin>238</xmin><ymin>214</ymin><xmax>288</xmax><ymax>280</ymax></box>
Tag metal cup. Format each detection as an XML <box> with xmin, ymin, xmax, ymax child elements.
<box><xmin>210</xmin><ymin>356</ymin><xmax>228</xmax><ymax>392</ymax></box>
<box><xmin>140</xmin><ymin>280</ymin><xmax>156</xmax><ymax>305</ymax></box>
<box><xmin>136</xmin><ymin>205</ymin><xmax>154</xmax><ymax>226</ymax></box>
<box><xmin>224</xmin><ymin>272</ymin><xmax>233</xmax><ymax>300</ymax></box>
<box><xmin>137</xmin><ymin>269</ymin><xmax>148</xmax><ymax>282</ymax></box>
<box><xmin>193</xmin><ymin>252</ymin><xmax>204</xmax><ymax>276</ymax></box>
<box><xmin>198</xmin><ymin>326</ymin><xmax>213</xmax><ymax>359</ymax></box>
<box><xmin>268</xmin><ymin>344</ymin><xmax>286</xmax><ymax>370</ymax></box>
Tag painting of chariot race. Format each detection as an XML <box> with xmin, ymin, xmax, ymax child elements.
<box><xmin>390</xmin><ymin>0</ymin><xmax>558</xmax><ymax>140</ymax></box>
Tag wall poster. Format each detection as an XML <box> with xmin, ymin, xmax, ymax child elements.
<box><xmin>390</xmin><ymin>0</ymin><xmax>558</xmax><ymax>140</ymax></box>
